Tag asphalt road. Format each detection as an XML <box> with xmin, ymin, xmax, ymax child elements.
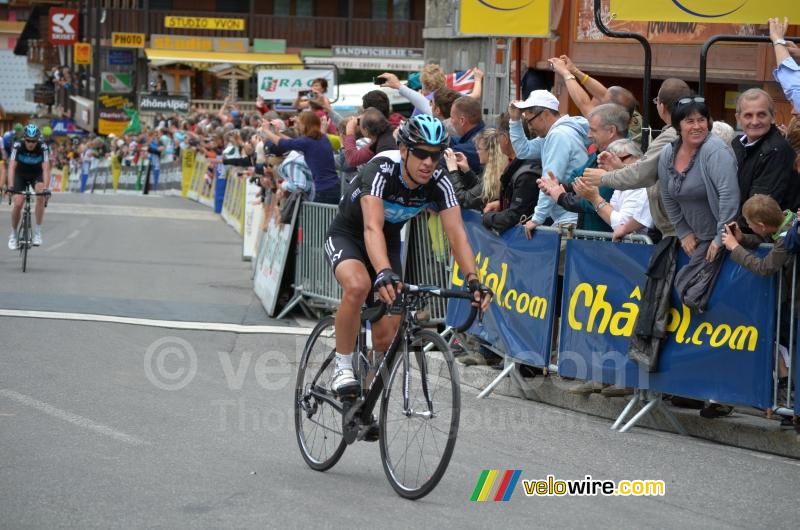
<box><xmin>0</xmin><ymin>193</ymin><xmax>797</xmax><ymax>529</ymax></box>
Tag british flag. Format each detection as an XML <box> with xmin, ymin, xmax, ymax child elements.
<box><xmin>446</xmin><ymin>68</ymin><xmax>476</xmax><ymax>95</ymax></box>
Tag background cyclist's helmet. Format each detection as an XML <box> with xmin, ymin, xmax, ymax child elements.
<box><xmin>398</xmin><ymin>115</ymin><xmax>449</xmax><ymax>149</ymax></box>
<box><xmin>23</xmin><ymin>123</ymin><xmax>40</xmax><ymax>140</ymax></box>
<box><xmin>13</xmin><ymin>123</ymin><xmax>23</xmax><ymax>134</ymax></box>
<box><xmin>42</xmin><ymin>125</ymin><xmax>53</xmax><ymax>137</ymax></box>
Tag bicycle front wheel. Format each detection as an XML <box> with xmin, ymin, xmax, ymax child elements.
<box><xmin>379</xmin><ymin>329</ymin><xmax>460</xmax><ymax>499</ymax></box>
<box><xmin>19</xmin><ymin>212</ymin><xmax>29</xmax><ymax>272</ymax></box>
<box><xmin>294</xmin><ymin>315</ymin><xmax>346</xmax><ymax>471</ymax></box>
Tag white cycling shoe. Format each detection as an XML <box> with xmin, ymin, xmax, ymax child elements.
<box><xmin>331</xmin><ymin>368</ymin><xmax>360</xmax><ymax>397</ymax></box>
<box><xmin>32</xmin><ymin>229</ymin><xmax>42</xmax><ymax>247</ymax></box>
<box><xmin>8</xmin><ymin>233</ymin><xmax>18</xmax><ymax>250</ymax></box>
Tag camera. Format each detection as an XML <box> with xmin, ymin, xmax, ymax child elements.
<box><xmin>373</xmin><ymin>76</ymin><xmax>387</xmax><ymax>85</ymax></box>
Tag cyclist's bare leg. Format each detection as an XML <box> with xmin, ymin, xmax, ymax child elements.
<box><xmin>10</xmin><ymin>193</ymin><xmax>23</xmax><ymax>230</ymax></box>
<box><xmin>34</xmin><ymin>182</ymin><xmax>46</xmax><ymax>226</ymax></box>
<box><xmin>334</xmin><ymin>259</ymin><xmax>372</xmax><ymax>357</ymax></box>
<box><xmin>371</xmin><ymin>315</ymin><xmax>401</xmax><ymax>353</ymax></box>
<box><xmin>365</xmin><ymin>314</ymin><xmax>401</xmax><ymax>388</ymax></box>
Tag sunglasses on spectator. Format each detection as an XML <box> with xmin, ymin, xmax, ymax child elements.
<box><xmin>677</xmin><ymin>96</ymin><xmax>705</xmax><ymax>106</ymax></box>
<box><xmin>526</xmin><ymin>110</ymin><xmax>544</xmax><ymax>125</ymax></box>
<box><xmin>408</xmin><ymin>146</ymin><xmax>444</xmax><ymax>162</ymax></box>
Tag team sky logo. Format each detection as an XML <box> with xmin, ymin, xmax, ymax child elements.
<box><xmin>670</xmin><ymin>0</ymin><xmax>747</xmax><ymax>18</ymax></box>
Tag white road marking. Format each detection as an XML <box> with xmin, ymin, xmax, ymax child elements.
<box><xmin>0</xmin><ymin>389</ymin><xmax>149</xmax><ymax>446</ymax></box>
<box><xmin>0</xmin><ymin>309</ymin><xmax>313</xmax><ymax>336</ymax></box>
<box><xmin>66</xmin><ymin>229</ymin><xmax>80</xmax><ymax>239</ymax></box>
<box><xmin>45</xmin><ymin>203</ymin><xmax>218</xmax><ymax>222</ymax></box>
<box><xmin>43</xmin><ymin>240</ymin><xmax>67</xmax><ymax>252</ymax></box>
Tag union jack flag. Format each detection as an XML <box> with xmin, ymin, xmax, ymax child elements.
<box><xmin>446</xmin><ymin>68</ymin><xmax>476</xmax><ymax>95</ymax></box>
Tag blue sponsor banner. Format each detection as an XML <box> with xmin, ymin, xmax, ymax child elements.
<box><xmin>446</xmin><ymin>210</ymin><xmax>559</xmax><ymax>367</ymax></box>
<box><xmin>108</xmin><ymin>49</ymin><xmax>134</xmax><ymax>65</ymax></box>
<box><xmin>558</xmin><ymin>239</ymin><xmax>776</xmax><ymax>409</ymax></box>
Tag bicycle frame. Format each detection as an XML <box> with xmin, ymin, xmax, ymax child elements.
<box><xmin>306</xmin><ymin>308</ymin><xmax>413</xmax><ymax>429</ymax></box>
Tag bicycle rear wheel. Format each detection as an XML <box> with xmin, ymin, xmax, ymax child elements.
<box><xmin>294</xmin><ymin>315</ymin><xmax>346</xmax><ymax>471</ymax></box>
<box><xmin>379</xmin><ymin>329</ymin><xmax>460</xmax><ymax>499</ymax></box>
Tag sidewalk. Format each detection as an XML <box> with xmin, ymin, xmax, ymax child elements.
<box><xmin>457</xmin><ymin>363</ymin><xmax>800</xmax><ymax>460</ymax></box>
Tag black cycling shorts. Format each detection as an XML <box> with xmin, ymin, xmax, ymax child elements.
<box><xmin>324</xmin><ymin>231</ymin><xmax>402</xmax><ymax>282</ymax></box>
<box><xmin>10</xmin><ymin>173</ymin><xmax>43</xmax><ymax>193</ymax></box>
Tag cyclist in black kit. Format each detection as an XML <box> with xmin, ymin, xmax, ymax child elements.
<box><xmin>324</xmin><ymin>114</ymin><xmax>492</xmax><ymax>396</ymax></box>
<box><xmin>7</xmin><ymin>124</ymin><xmax>50</xmax><ymax>249</ymax></box>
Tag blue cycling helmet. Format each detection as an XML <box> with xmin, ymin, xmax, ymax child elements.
<box><xmin>398</xmin><ymin>115</ymin><xmax>449</xmax><ymax>148</ymax></box>
<box><xmin>23</xmin><ymin>123</ymin><xmax>40</xmax><ymax>140</ymax></box>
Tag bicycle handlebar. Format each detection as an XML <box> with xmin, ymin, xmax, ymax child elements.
<box><xmin>361</xmin><ymin>283</ymin><xmax>482</xmax><ymax>332</ymax></box>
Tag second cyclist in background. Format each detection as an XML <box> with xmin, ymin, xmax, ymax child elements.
<box><xmin>7</xmin><ymin>124</ymin><xmax>50</xmax><ymax>250</ymax></box>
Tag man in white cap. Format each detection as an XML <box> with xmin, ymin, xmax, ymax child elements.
<box><xmin>507</xmin><ymin>89</ymin><xmax>591</xmax><ymax>236</ymax></box>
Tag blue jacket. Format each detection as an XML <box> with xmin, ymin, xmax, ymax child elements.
<box><xmin>451</xmin><ymin>121</ymin><xmax>486</xmax><ymax>174</ymax></box>
<box><xmin>510</xmin><ymin>115</ymin><xmax>591</xmax><ymax>225</ymax></box>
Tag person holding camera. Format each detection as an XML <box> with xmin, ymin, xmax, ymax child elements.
<box><xmin>342</xmin><ymin>108</ymin><xmax>397</xmax><ymax>169</ymax></box>
<box><xmin>293</xmin><ymin>78</ymin><xmax>330</xmax><ymax>112</ymax></box>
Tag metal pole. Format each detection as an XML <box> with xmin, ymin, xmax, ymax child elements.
<box><xmin>699</xmin><ymin>35</ymin><xmax>800</xmax><ymax>96</ymax></box>
<box><xmin>593</xmin><ymin>0</ymin><xmax>651</xmax><ymax>150</ymax></box>
<box><xmin>93</xmin><ymin>0</ymin><xmax>102</xmax><ymax>133</ymax></box>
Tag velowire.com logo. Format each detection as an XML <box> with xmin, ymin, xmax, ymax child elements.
<box><xmin>470</xmin><ymin>470</ymin><xmax>522</xmax><ymax>501</ymax></box>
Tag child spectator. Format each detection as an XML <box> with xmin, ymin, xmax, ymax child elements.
<box><xmin>722</xmin><ymin>194</ymin><xmax>798</xmax><ymax>425</ymax></box>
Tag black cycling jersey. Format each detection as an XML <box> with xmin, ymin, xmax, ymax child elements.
<box><xmin>10</xmin><ymin>139</ymin><xmax>49</xmax><ymax>179</ymax></box>
<box><xmin>328</xmin><ymin>150</ymin><xmax>459</xmax><ymax>239</ymax></box>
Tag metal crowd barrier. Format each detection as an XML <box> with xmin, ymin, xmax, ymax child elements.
<box><xmin>405</xmin><ymin>212</ymin><xmax>452</xmax><ymax>324</ymax></box>
<box><xmin>276</xmin><ymin>201</ymin><xmax>342</xmax><ymax>318</ymax></box>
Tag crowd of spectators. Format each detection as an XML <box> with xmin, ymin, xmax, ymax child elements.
<box><xmin>30</xmin><ymin>16</ymin><xmax>800</xmax><ymax>427</ymax></box>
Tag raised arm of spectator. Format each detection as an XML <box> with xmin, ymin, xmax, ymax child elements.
<box><xmin>342</xmin><ymin>116</ymin><xmax>374</xmax><ymax>167</ymax></box>
<box><xmin>255</xmin><ymin>95</ymin><xmax>269</xmax><ymax>115</ymax></box>
<box><xmin>507</xmin><ymin>102</ymin><xmax>544</xmax><ymax>160</ymax></box>
<box><xmin>469</xmin><ymin>68</ymin><xmax>484</xmax><ymax>101</ymax></box>
<box><xmin>770</xmin><ymin>17</ymin><xmax>800</xmax><ymax>112</ymax></box>
<box><xmin>561</xmin><ymin>55</ymin><xmax>609</xmax><ymax>105</ymax></box>
<box><xmin>550</xmin><ymin>57</ymin><xmax>593</xmax><ymax>117</ymax></box>
<box><xmin>217</xmin><ymin>97</ymin><xmax>232</xmax><ymax>123</ymax></box>
<box><xmin>380</xmin><ymin>72</ymin><xmax>432</xmax><ymax>115</ymax></box>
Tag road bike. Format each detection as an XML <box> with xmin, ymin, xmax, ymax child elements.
<box><xmin>8</xmin><ymin>187</ymin><xmax>49</xmax><ymax>272</ymax></box>
<box><xmin>294</xmin><ymin>282</ymin><xmax>479</xmax><ymax>499</ymax></box>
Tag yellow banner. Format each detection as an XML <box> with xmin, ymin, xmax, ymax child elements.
<box><xmin>112</xmin><ymin>32</ymin><xmax>145</xmax><ymax>48</ymax></box>
<box><xmin>164</xmin><ymin>16</ymin><xmax>245</xmax><ymax>31</ymax></box>
<box><xmin>611</xmin><ymin>0</ymin><xmax>800</xmax><ymax>24</ymax></box>
<box><xmin>74</xmin><ymin>42</ymin><xmax>91</xmax><ymax>65</ymax></box>
<box><xmin>459</xmin><ymin>0</ymin><xmax>550</xmax><ymax>37</ymax></box>
<box><xmin>98</xmin><ymin>119</ymin><xmax>127</xmax><ymax>137</ymax></box>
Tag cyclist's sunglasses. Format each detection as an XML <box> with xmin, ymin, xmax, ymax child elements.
<box><xmin>677</xmin><ymin>96</ymin><xmax>705</xmax><ymax>106</ymax></box>
<box><xmin>408</xmin><ymin>146</ymin><xmax>444</xmax><ymax>162</ymax></box>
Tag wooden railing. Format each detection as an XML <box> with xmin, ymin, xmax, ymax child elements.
<box><xmin>103</xmin><ymin>9</ymin><xmax>424</xmax><ymax>49</ymax></box>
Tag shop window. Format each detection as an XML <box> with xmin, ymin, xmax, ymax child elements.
<box><xmin>296</xmin><ymin>0</ymin><xmax>313</xmax><ymax>16</ymax></box>
<box><xmin>215</xmin><ymin>0</ymin><xmax>248</xmax><ymax>13</ymax></box>
<box><xmin>372</xmin><ymin>0</ymin><xmax>388</xmax><ymax>19</ymax></box>
<box><xmin>393</xmin><ymin>0</ymin><xmax>409</xmax><ymax>20</ymax></box>
<box><xmin>274</xmin><ymin>0</ymin><xmax>290</xmax><ymax>15</ymax></box>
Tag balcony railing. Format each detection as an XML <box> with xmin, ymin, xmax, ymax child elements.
<box><xmin>103</xmin><ymin>9</ymin><xmax>424</xmax><ymax>49</ymax></box>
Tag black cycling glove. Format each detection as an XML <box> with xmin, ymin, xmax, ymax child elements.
<box><xmin>373</xmin><ymin>268</ymin><xmax>400</xmax><ymax>291</ymax></box>
<box><xmin>468</xmin><ymin>278</ymin><xmax>493</xmax><ymax>301</ymax></box>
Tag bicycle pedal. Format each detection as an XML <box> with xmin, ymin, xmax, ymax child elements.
<box><xmin>357</xmin><ymin>421</ymin><xmax>380</xmax><ymax>442</ymax></box>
